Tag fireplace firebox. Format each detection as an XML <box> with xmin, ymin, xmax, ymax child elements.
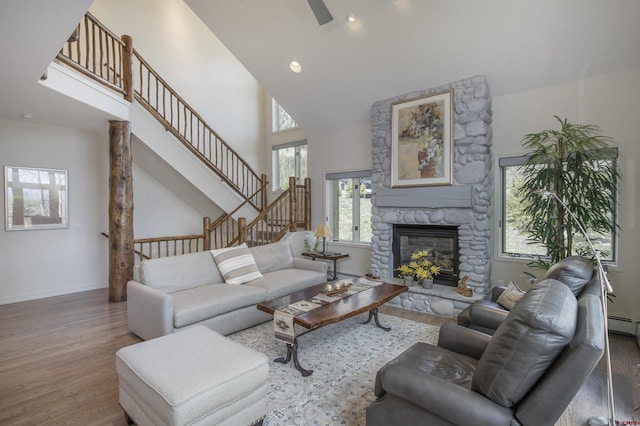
<box><xmin>392</xmin><ymin>224</ymin><xmax>459</xmax><ymax>287</ymax></box>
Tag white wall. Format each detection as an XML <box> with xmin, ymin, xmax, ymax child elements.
<box><xmin>490</xmin><ymin>68</ymin><xmax>640</xmax><ymax>329</ymax></box>
<box><xmin>132</xmin><ymin>163</ymin><xmax>207</xmax><ymax>238</ymax></box>
<box><xmin>89</xmin><ymin>0</ymin><xmax>264</xmax><ymax>171</ymax></box>
<box><xmin>131</xmin><ymin>139</ymin><xmax>222</xmax><ymax>238</ymax></box>
<box><xmin>0</xmin><ymin>119</ymin><xmax>109</xmax><ymax>304</ymax></box>
<box><xmin>264</xmin><ymin>95</ymin><xmax>374</xmax><ymax>276</ymax></box>
<box><xmin>307</xmin><ymin>124</ymin><xmax>374</xmax><ymax>276</ymax></box>
<box><xmin>1</xmin><ymin>0</ymin><xmax>266</xmax><ymax>304</ymax></box>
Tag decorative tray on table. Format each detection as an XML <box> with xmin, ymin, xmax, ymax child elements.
<box><xmin>322</xmin><ymin>282</ymin><xmax>352</xmax><ymax>297</ymax></box>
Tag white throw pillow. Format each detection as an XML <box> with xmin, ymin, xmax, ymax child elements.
<box><xmin>496</xmin><ymin>281</ymin><xmax>526</xmax><ymax>310</ymax></box>
<box><xmin>210</xmin><ymin>243</ymin><xmax>263</xmax><ymax>285</ymax></box>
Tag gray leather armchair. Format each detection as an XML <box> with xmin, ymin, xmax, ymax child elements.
<box><xmin>366</xmin><ymin>276</ymin><xmax>605</xmax><ymax>426</ymax></box>
<box><xmin>457</xmin><ymin>255</ymin><xmax>596</xmax><ymax>335</ymax></box>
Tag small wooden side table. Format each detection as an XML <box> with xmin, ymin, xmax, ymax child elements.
<box><xmin>301</xmin><ymin>252</ymin><xmax>349</xmax><ymax>280</ymax></box>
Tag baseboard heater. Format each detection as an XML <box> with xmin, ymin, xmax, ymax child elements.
<box><xmin>608</xmin><ymin>315</ymin><xmax>637</xmax><ymax>337</ymax></box>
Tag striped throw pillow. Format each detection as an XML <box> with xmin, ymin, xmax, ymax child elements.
<box><xmin>210</xmin><ymin>243</ymin><xmax>263</xmax><ymax>285</ymax></box>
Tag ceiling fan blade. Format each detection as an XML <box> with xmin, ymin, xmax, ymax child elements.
<box><xmin>307</xmin><ymin>0</ymin><xmax>333</xmax><ymax>25</ymax></box>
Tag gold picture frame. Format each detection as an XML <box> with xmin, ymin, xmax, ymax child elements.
<box><xmin>4</xmin><ymin>166</ymin><xmax>68</xmax><ymax>231</ymax></box>
<box><xmin>390</xmin><ymin>90</ymin><xmax>454</xmax><ymax>187</ymax></box>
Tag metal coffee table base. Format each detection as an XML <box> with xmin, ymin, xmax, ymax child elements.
<box><xmin>274</xmin><ymin>308</ymin><xmax>391</xmax><ymax>376</ymax></box>
<box><xmin>360</xmin><ymin>307</ymin><xmax>391</xmax><ymax>331</ymax></box>
<box><xmin>274</xmin><ymin>341</ymin><xmax>313</xmax><ymax>377</ymax></box>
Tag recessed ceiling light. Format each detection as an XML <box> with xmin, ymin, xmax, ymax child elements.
<box><xmin>289</xmin><ymin>61</ymin><xmax>302</xmax><ymax>73</ymax></box>
<box><xmin>22</xmin><ymin>113</ymin><xmax>33</xmax><ymax>119</ymax></box>
<box><xmin>346</xmin><ymin>13</ymin><xmax>357</xmax><ymax>23</ymax></box>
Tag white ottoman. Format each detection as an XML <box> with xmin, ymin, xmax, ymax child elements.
<box><xmin>116</xmin><ymin>325</ymin><xmax>269</xmax><ymax>426</ymax></box>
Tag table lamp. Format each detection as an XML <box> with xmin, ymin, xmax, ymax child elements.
<box><xmin>315</xmin><ymin>224</ymin><xmax>333</xmax><ymax>255</ymax></box>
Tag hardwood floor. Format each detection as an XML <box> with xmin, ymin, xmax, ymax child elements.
<box><xmin>0</xmin><ymin>289</ymin><xmax>638</xmax><ymax>425</ymax></box>
<box><xmin>0</xmin><ymin>290</ymin><xmax>139</xmax><ymax>425</ymax></box>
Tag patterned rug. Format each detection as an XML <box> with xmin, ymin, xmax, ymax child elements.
<box><xmin>228</xmin><ymin>313</ymin><xmax>440</xmax><ymax>426</ymax></box>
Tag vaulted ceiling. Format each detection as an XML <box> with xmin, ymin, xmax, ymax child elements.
<box><xmin>2</xmin><ymin>1</ymin><xmax>639</xmax><ymax>135</ymax></box>
<box><xmin>0</xmin><ymin>0</ymin><xmax>106</xmax><ymax>130</ymax></box>
<box><xmin>186</xmin><ymin>0</ymin><xmax>640</xmax><ymax>133</ymax></box>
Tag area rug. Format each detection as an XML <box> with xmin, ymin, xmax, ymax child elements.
<box><xmin>228</xmin><ymin>313</ymin><xmax>439</xmax><ymax>425</ymax></box>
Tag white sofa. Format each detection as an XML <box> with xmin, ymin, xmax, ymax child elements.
<box><xmin>127</xmin><ymin>231</ymin><xmax>328</xmax><ymax>340</ymax></box>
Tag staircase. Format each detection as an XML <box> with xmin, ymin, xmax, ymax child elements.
<box><xmin>53</xmin><ymin>12</ymin><xmax>311</xmax><ymax>259</ymax></box>
<box><xmin>56</xmin><ymin>14</ymin><xmax>266</xmax><ymax>215</ymax></box>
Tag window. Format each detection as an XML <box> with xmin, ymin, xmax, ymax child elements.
<box><xmin>272</xmin><ymin>141</ymin><xmax>307</xmax><ymax>191</ymax></box>
<box><xmin>326</xmin><ymin>171</ymin><xmax>372</xmax><ymax>244</ymax></box>
<box><xmin>500</xmin><ymin>154</ymin><xmax>617</xmax><ymax>262</ymax></box>
<box><xmin>272</xmin><ymin>99</ymin><xmax>298</xmax><ymax>132</ymax></box>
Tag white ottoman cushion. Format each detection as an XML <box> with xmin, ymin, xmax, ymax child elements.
<box><xmin>116</xmin><ymin>325</ymin><xmax>268</xmax><ymax>425</ymax></box>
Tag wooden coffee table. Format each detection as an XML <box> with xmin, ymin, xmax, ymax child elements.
<box><xmin>257</xmin><ymin>281</ymin><xmax>407</xmax><ymax>376</ymax></box>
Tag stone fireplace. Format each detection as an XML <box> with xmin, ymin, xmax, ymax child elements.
<box><xmin>370</xmin><ymin>75</ymin><xmax>492</xmax><ymax>318</ymax></box>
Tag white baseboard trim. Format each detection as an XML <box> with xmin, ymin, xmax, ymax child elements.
<box><xmin>0</xmin><ymin>283</ymin><xmax>108</xmax><ymax>305</ymax></box>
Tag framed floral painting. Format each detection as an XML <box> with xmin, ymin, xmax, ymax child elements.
<box><xmin>390</xmin><ymin>90</ymin><xmax>454</xmax><ymax>187</ymax></box>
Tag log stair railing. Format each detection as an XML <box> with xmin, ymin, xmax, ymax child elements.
<box><xmin>104</xmin><ymin>177</ymin><xmax>311</xmax><ymax>261</ymax></box>
<box><xmin>56</xmin><ymin>12</ymin><xmax>266</xmax><ymax>211</ymax></box>
<box><xmin>57</xmin><ymin>13</ymin><xmax>312</xmax><ymax>260</ymax></box>
<box><xmin>222</xmin><ymin>177</ymin><xmax>311</xmax><ymax>249</ymax></box>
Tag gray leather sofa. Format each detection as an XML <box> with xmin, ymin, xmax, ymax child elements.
<box><xmin>366</xmin><ymin>271</ymin><xmax>605</xmax><ymax>425</ymax></box>
<box><xmin>127</xmin><ymin>231</ymin><xmax>327</xmax><ymax>340</ymax></box>
<box><xmin>457</xmin><ymin>256</ymin><xmax>597</xmax><ymax>334</ymax></box>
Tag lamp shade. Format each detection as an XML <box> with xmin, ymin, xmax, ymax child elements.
<box><xmin>315</xmin><ymin>224</ymin><xmax>333</xmax><ymax>238</ymax></box>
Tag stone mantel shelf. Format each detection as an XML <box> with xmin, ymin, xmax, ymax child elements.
<box><xmin>376</xmin><ymin>185</ymin><xmax>473</xmax><ymax>208</ymax></box>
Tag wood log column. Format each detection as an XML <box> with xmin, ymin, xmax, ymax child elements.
<box><xmin>109</xmin><ymin>120</ymin><xmax>134</xmax><ymax>302</ymax></box>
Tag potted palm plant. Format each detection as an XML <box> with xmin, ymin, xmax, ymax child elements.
<box><xmin>516</xmin><ymin>116</ymin><xmax>621</xmax><ymax>269</ymax></box>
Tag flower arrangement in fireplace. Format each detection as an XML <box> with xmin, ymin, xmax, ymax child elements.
<box><xmin>396</xmin><ymin>250</ymin><xmax>441</xmax><ymax>280</ymax></box>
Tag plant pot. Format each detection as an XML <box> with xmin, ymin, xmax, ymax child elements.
<box><xmin>417</xmin><ymin>150</ymin><xmax>437</xmax><ymax>178</ymax></box>
<box><xmin>420</xmin><ymin>160</ymin><xmax>436</xmax><ymax>178</ymax></box>
<box><xmin>403</xmin><ymin>276</ymin><xmax>414</xmax><ymax>287</ymax></box>
<box><xmin>421</xmin><ymin>279</ymin><xmax>434</xmax><ymax>289</ymax></box>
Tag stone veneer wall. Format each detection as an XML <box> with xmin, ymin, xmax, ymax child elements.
<box><xmin>370</xmin><ymin>75</ymin><xmax>493</xmax><ymax>316</ymax></box>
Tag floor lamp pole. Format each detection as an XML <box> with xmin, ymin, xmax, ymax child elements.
<box><xmin>539</xmin><ymin>190</ymin><xmax>615</xmax><ymax>425</ymax></box>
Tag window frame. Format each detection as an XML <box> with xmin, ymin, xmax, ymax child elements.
<box><xmin>271</xmin><ymin>140</ymin><xmax>307</xmax><ymax>192</ymax></box>
<box><xmin>498</xmin><ymin>151</ymin><xmax>618</xmax><ymax>263</ymax></box>
<box><xmin>271</xmin><ymin>99</ymin><xmax>298</xmax><ymax>133</ymax></box>
<box><xmin>325</xmin><ymin>170</ymin><xmax>373</xmax><ymax>245</ymax></box>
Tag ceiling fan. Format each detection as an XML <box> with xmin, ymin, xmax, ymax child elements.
<box><xmin>307</xmin><ymin>0</ymin><xmax>333</xmax><ymax>25</ymax></box>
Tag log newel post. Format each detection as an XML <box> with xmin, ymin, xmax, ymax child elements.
<box><xmin>203</xmin><ymin>217</ymin><xmax>211</xmax><ymax>251</ymax></box>
<box><xmin>109</xmin><ymin>120</ymin><xmax>134</xmax><ymax>303</ymax></box>
<box><xmin>238</xmin><ymin>217</ymin><xmax>247</xmax><ymax>245</ymax></box>
<box><xmin>289</xmin><ymin>176</ymin><xmax>297</xmax><ymax>232</ymax></box>
<box><xmin>304</xmin><ymin>177</ymin><xmax>312</xmax><ymax>230</ymax></box>
<box><xmin>261</xmin><ymin>173</ymin><xmax>268</xmax><ymax>210</ymax></box>
<box><xmin>121</xmin><ymin>35</ymin><xmax>133</xmax><ymax>102</ymax></box>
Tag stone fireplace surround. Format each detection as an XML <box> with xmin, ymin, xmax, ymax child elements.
<box><xmin>370</xmin><ymin>75</ymin><xmax>492</xmax><ymax>318</ymax></box>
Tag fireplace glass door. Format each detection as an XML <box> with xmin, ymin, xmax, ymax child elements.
<box><xmin>393</xmin><ymin>224</ymin><xmax>459</xmax><ymax>286</ymax></box>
